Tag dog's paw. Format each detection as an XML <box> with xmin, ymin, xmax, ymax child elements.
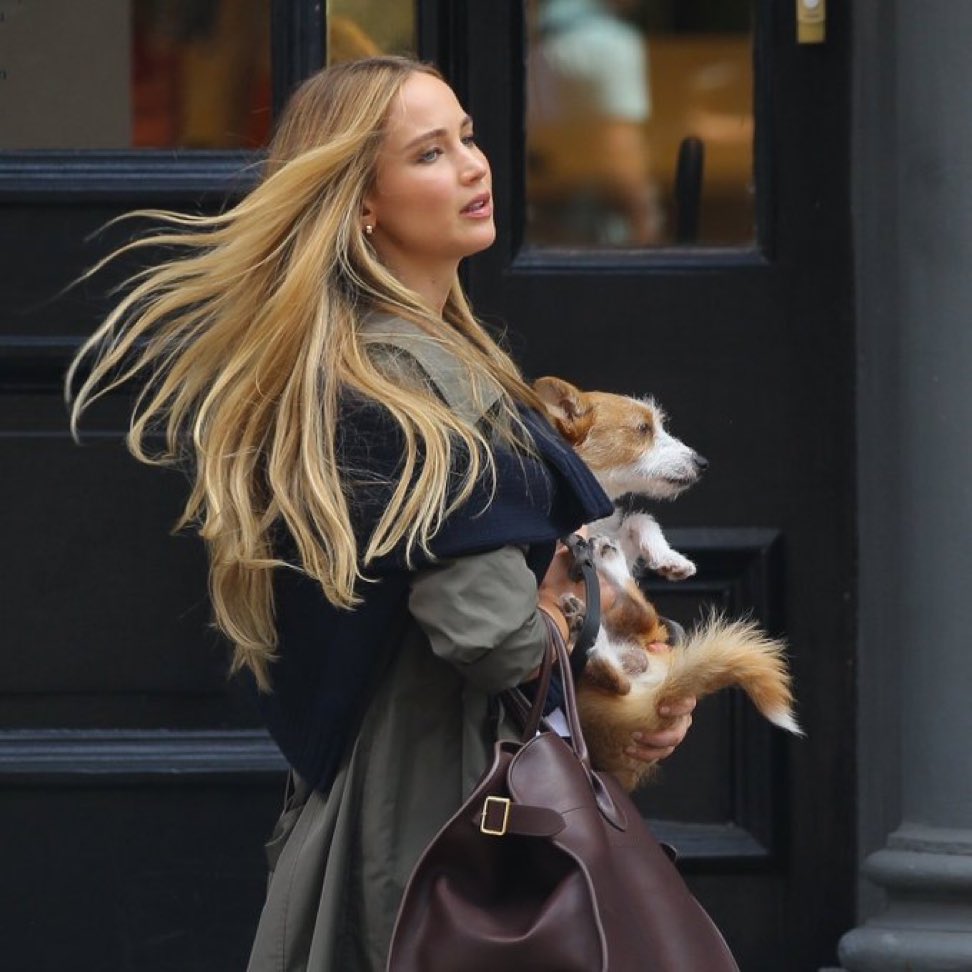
<box><xmin>647</xmin><ymin>550</ymin><xmax>697</xmax><ymax>581</ymax></box>
<box><xmin>559</xmin><ymin>593</ymin><xmax>586</xmax><ymax>632</ymax></box>
<box><xmin>591</xmin><ymin>535</ymin><xmax>636</xmax><ymax>588</ymax></box>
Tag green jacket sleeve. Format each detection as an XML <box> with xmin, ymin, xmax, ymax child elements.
<box><xmin>407</xmin><ymin>545</ymin><xmax>547</xmax><ymax>693</ymax></box>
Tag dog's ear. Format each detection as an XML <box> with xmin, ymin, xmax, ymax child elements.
<box><xmin>533</xmin><ymin>376</ymin><xmax>595</xmax><ymax>445</ymax></box>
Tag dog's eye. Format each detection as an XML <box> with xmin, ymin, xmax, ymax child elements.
<box><xmin>637</xmin><ymin>422</ymin><xmax>652</xmax><ymax>435</ymax></box>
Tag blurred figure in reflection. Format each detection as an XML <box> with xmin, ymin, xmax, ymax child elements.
<box><xmin>179</xmin><ymin>0</ymin><xmax>269</xmax><ymax>147</ymax></box>
<box><xmin>133</xmin><ymin>0</ymin><xmax>270</xmax><ymax>148</ymax></box>
<box><xmin>527</xmin><ymin>0</ymin><xmax>661</xmax><ymax>245</ymax></box>
<box><xmin>328</xmin><ymin>15</ymin><xmax>382</xmax><ymax>64</ymax></box>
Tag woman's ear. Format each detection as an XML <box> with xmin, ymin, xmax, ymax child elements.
<box><xmin>360</xmin><ymin>203</ymin><xmax>376</xmax><ymax>234</ymax></box>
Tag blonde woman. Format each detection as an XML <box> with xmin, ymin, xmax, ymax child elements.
<box><xmin>68</xmin><ymin>57</ymin><xmax>695</xmax><ymax>970</ymax></box>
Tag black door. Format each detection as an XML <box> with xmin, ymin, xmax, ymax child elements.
<box><xmin>2</xmin><ymin>4</ymin><xmax>332</xmax><ymax>970</ymax></box>
<box><xmin>0</xmin><ymin>2</ymin><xmax>853</xmax><ymax>970</ymax></box>
<box><xmin>459</xmin><ymin>1</ymin><xmax>855</xmax><ymax>969</ymax></box>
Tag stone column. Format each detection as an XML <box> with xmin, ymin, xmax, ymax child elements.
<box><xmin>840</xmin><ymin>1</ymin><xmax>972</xmax><ymax>968</ymax></box>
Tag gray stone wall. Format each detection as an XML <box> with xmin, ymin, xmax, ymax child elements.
<box><xmin>841</xmin><ymin>1</ymin><xmax>972</xmax><ymax>967</ymax></box>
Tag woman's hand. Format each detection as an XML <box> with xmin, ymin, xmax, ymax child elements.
<box><xmin>536</xmin><ymin>542</ymin><xmax>585</xmax><ymax>645</ymax></box>
<box><xmin>538</xmin><ymin>541</ymin><xmax>584</xmax><ymax>605</ymax></box>
<box><xmin>537</xmin><ymin>528</ymin><xmax>618</xmax><ymax>644</ymax></box>
<box><xmin>626</xmin><ymin>644</ymin><xmax>697</xmax><ymax>763</ymax></box>
<box><xmin>625</xmin><ymin>699</ymin><xmax>695</xmax><ymax>763</ymax></box>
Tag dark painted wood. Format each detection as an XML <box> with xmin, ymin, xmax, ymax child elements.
<box><xmin>271</xmin><ymin>0</ymin><xmax>326</xmax><ymax>117</ymax></box>
<box><xmin>0</xmin><ymin>152</ymin><xmax>259</xmax><ymax>204</ymax></box>
<box><xmin>636</xmin><ymin>528</ymin><xmax>788</xmax><ymax>868</ymax></box>
<box><xmin>454</xmin><ymin>1</ymin><xmax>856</xmax><ymax>969</ymax></box>
<box><xmin>0</xmin><ymin>1</ymin><xmax>855</xmax><ymax>968</ymax></box>
<box><xmin>0</xmin><ymin>729</ymin><xmax>285</xmax><ymax>780</ymax></box>
<box><xmin>0</xmin><ymin>8</ymin><xmax>294</xmax><ymax>970</ymax></box>
<box><xmin>1</xmin><ymin>781</ymin><xmax>284</xmax><ymax>972</ymax></box>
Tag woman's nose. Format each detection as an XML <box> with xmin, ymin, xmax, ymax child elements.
<box><xmin>460</xmin><ymin>147</ymin><xmax>489</xmax><ymax>183</ymax></box>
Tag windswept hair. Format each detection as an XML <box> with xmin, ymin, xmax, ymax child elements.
<box><xmin>66</xmin><ymin>56</ymin><xmax>542</xmax><ymax>690</ymax></box>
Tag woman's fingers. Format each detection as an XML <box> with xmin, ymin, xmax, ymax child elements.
<box><xmin>657</xmin><ymin>693</ymin><xmax>697</xmax><ymax>719</ymax></box>
<box><xmin>538</xmin><ymin>543</ymin><xmax>584</xmax><ymax>601</ymax></box>
<box><xmin>625</xmin><ymin>696</ymin><xmax>697</xmax><ymax>763</ymax></box>
<box><xmin>636</xmin><ymin>715</ymin><xmax>692</xmax><ymax>749</ymax></box>
<box><xmin>626</xmin><ymin>724</ymin><xmax>691</xmax><ymax>760</ymax></box>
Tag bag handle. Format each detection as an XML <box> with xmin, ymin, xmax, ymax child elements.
<box><xmin>505</xmin><ymin>534</ymin><xmax>600</xmax><ymax>759</ymax></box>
<box><xmin>545</xmin><ymin>611</ymin><xmax>629</xmax><ymax>826</ymax></box>
<box><xmin>508</xmin><ymin>630</ymin><xmax>556</xmax><ymax>742</ymax></box>
<box><xmin>506</xmin><ymin>588</ymin><xmax>628</xmax><ymax>825</ymax></box>
<box><xmin>503</xmin><ymin>616</ymin><xmax>589</xmax><ymax>767</ymax></box>
<box><xmin>538</xmin><ymin>610</ymin><xmax>591</xmax><ymax>768</ymax></box>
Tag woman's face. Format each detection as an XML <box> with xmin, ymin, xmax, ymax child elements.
<box><xmin>362</xmin><ymin>72</ymin><xmax>494</xmax><ymax>293</ymax></box>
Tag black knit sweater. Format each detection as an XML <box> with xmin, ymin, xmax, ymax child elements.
<box><xmin>251</xmin><ymin>401</ymin><xmax>612</xmax><ymax>793</ymax></box>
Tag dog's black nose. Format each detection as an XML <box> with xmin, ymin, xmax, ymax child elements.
<box><xmin>694</xmin><ymin>453</ymin><xmax>709</xmax><ymax>472</ymax></box>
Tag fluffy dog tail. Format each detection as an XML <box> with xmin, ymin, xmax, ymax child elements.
<box><xmin>661</xmin><ymin>615</ymin><xmax>803</xmax><ymax>735</ymax></box>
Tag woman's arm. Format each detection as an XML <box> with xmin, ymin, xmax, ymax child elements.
<box><xmin>408</xmin><ymin>545</ymin><xmax>552</xmax><ymax>693</ymax></box>
<box><xmin>409</xmin><ymin>544</ymin><xmax>694</xmax><ymax>766</ymax></box>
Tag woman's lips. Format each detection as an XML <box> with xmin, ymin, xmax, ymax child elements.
<box><xmin>461</xmin><ymin>194</ymin><xmax>492</xmax><ymax>218</ymax></box>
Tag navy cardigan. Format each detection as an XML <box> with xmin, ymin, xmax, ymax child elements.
<box><xmin>252</xmin><ymin>400</ymin><xmax>612</xmax><ymax>794</ymax></box>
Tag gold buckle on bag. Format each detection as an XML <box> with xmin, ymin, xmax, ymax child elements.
<box><xmin>480</xmin><ymin>796</ymin><xmax>511</xmax><ymax>836</ymax></box>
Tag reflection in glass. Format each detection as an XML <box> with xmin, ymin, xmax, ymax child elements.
<box><xmin>526</xmin><ymin>0</ymin><xmax>754</xmax><ymax>248</ymax></box>
<box><xmin>133</xmin><ymin>0</ymin><xmax>271</xmax><ymax>148</ymax></box>
<box><xmin>0</xmin><ymin>0</ymin><xmax>271</xmax><ymax>150</ymax></box>
<box><xmin>326</xmin><ymin>0</ymin><xmax>416</xmax><ymax>65</ymax></box>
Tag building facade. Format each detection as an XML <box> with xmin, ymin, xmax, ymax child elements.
<box><xmin>0</xmin><ymin>2</ymin><xmax>967</xmax><ymax>969</ymax></box>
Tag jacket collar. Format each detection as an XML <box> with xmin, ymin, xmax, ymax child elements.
<box><xmin>359</xmin><ymin>311</ymin><xmax>504</xmax><ymax>424</ymax></box>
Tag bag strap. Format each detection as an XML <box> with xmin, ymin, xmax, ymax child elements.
<box><xmin>561</xmin><ymin>533</ymin><xmax>601</xmax><ymax>682</ymax></box>
<box><xmin>505</xmin><ymin>587</ymin><xmax>629</xmax><ymax>825</ymax></box>
<box><xmin>504</xmin><ymin>535</ymin><xmax>600</xmax><ymax>757</ymax></box>
<box><xmin>505</xmin><ymin>611</ymin><xmax>593</xmax><ymax>769</ymax></box>
<box><xmin>538</xmin><ymin>611</ymin><xmax>591</xmax><ymax>768</ymax></box>
<box><xmin>509</xmin><ymin>631</ymin><xmax>556</xmax><ymax>742</ymax></box>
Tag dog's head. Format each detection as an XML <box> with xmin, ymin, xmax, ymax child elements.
<box><xmin>534</xmin><ymin>376</ymin><xmax>707</xmax><ymax>501</ymax></box>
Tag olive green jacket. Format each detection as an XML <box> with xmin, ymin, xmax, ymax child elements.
<box><xmin>247</xmin><ymin>316</ymin><xmax>557</xmax><ymax>971</ymax></box>
<box><xmin>246</xmin><ymin>546</ymin><xmax>549</xmax><ymax>972</ymax></box>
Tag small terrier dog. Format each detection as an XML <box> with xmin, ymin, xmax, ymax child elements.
<box><xmin>535</xmin><ymin>377</ymin><xmax>801</xmax><ymax>791</ymax></box>
<box><xmin>562</xmin><ymin>537</ymin><xmax>801</xmax><ymax>792</ymax></box>
<box><xmin>534</xmin><ymin>376</ymin><xmax>705</xmax><ymax>580</ymax></box>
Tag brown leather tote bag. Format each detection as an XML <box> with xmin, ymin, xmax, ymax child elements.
<box><xmin>387</xmin><ymin>614</ymin><xmax>740</xmax><ymax>972</ymax></box>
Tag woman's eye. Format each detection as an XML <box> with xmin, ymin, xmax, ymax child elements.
<box><xmin>417</xmin><ymin>147</ymin><xmax>442</xmax><ymax>163</ymax></box>
<box><xmin>461</xmin><ymin>134</ymin><xmax>477</xmax><ymax>147</ymax></box>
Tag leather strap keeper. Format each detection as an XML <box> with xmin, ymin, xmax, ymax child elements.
<box><xmin>474</xmin><ymin>797</ymin><xmax>566</xmax><ymax>838</ymax></box>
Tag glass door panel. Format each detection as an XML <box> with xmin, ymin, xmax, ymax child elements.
<box><xmin>326</xmin><ymin>0</ymin><xmax>417</xmax><ymax>63</ymax></box>
<box><xmin>0</xmin><ymin>0</ymin><xmax>272</xmax><ymax>149</ymax></box>
<box><xmin>525</xmin><ymin>0</ymin><xmax>754</xmax><ymax>248</ymax></box>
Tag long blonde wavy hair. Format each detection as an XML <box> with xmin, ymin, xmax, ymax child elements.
<box><xmin>66</xmin><ymin>57</ymin><xmax>542</xmax><ymax>690</ymax></box>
